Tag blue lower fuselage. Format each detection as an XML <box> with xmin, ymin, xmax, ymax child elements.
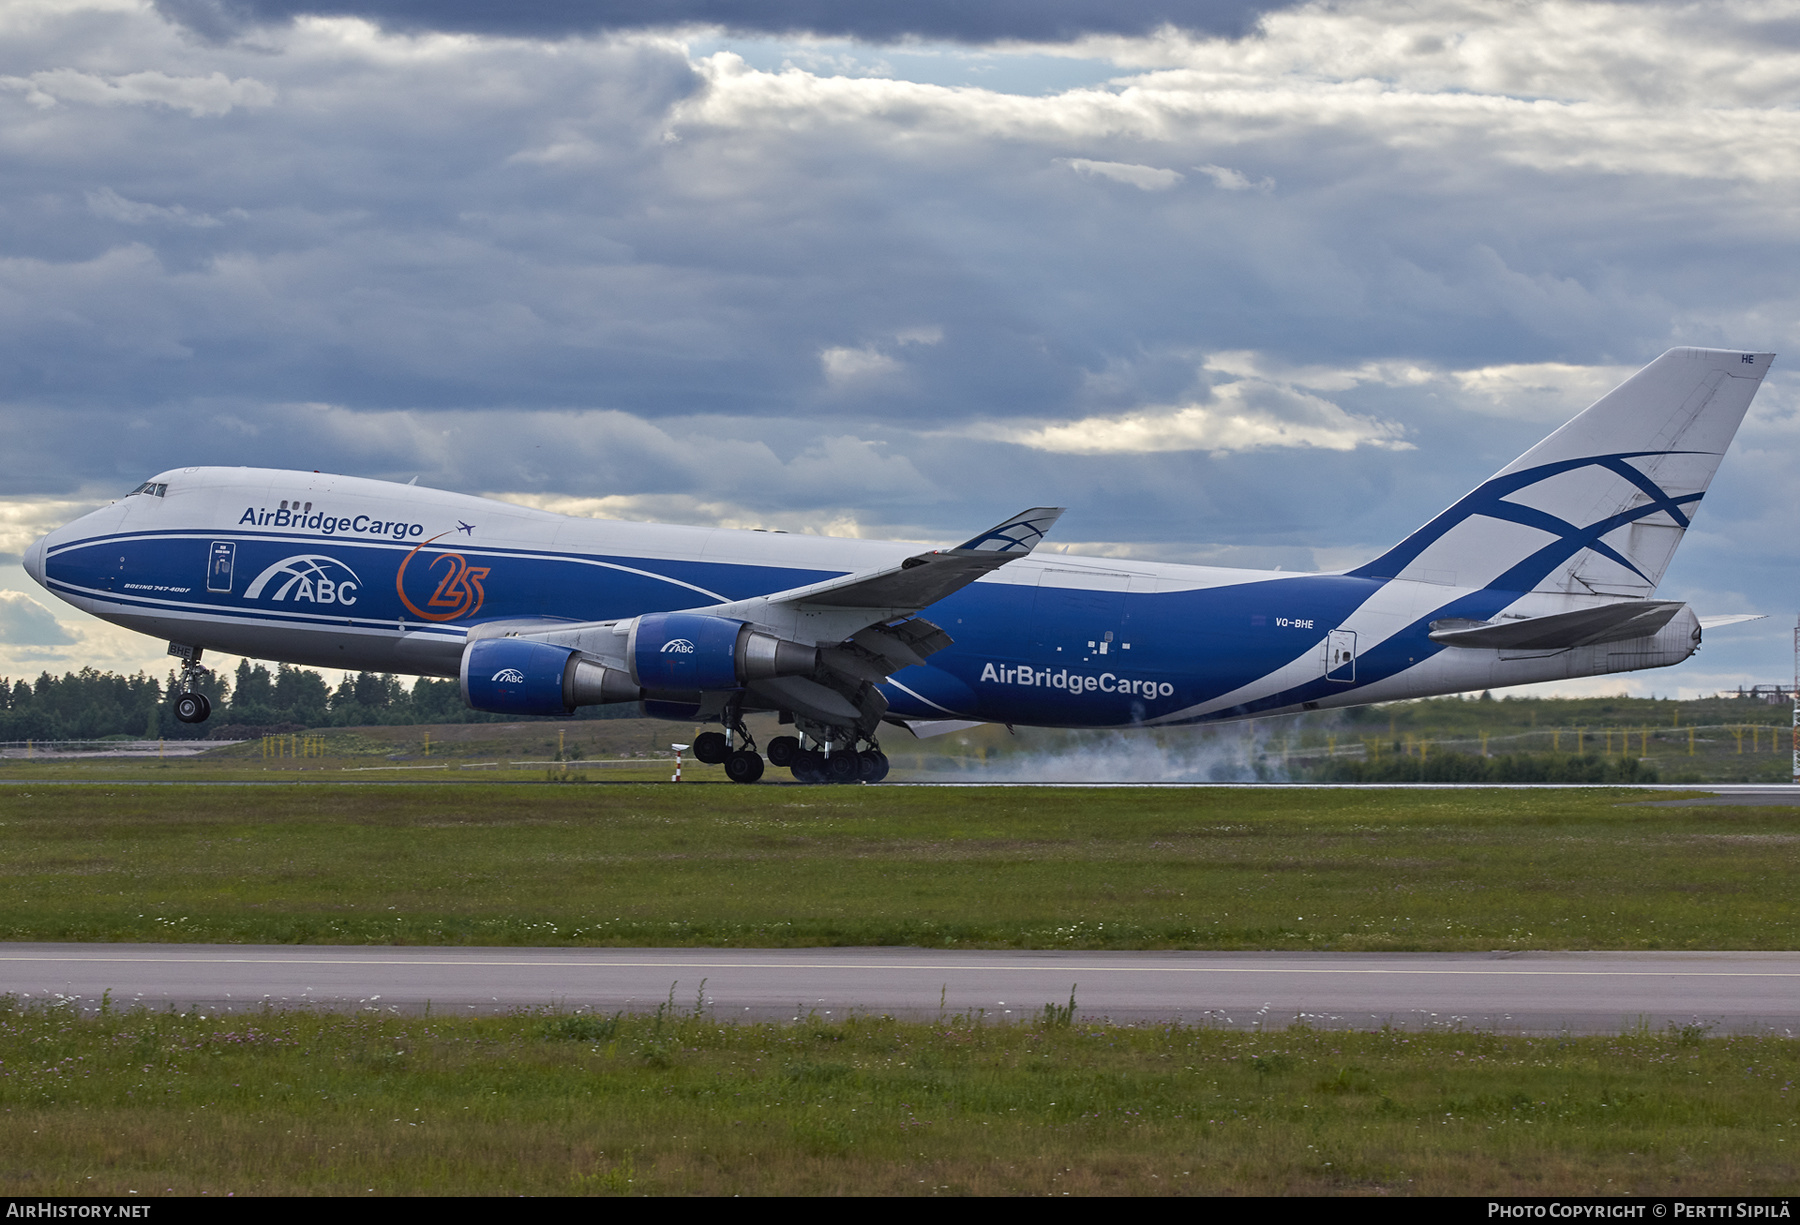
<box><xmin>30</xmin><ymin>469</ymin><xmax>1694</xmax><ymax>729</ymax></box>
<box><xmin>34</xmin><ymin>520</ymin><xmax>1491</xmax><ymax>728</ymax></box>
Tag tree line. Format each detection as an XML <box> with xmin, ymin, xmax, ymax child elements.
<box><xmin>0</xmin><ymin>661</ymin><xmax>629</xmax><ymax>741</ymax></box>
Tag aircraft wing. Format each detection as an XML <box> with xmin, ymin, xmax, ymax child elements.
<box><xmin>514</xmin><ymin>507</ymin><xmax>1063</xmax><ymax>730</ymax></box>
<box><xmin>711</xmin><ymin>506</ymin><xmax>1062</xmax><ymax>729</ymax></box>
<box><xmin>726</xmin><ymin>506</ymin><xmax>1065</xmax><ymax>615</ymax></box>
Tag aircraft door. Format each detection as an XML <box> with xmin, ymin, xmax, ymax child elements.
<box><xmin>1325</xmin><ymin>628</ymin><xmax>1356</xmax><ymax>683</ymax></box>
<box><xmin>207</xmin><ymin>541</ymin><xmax>236</xmax><ymax>593</ymax></box>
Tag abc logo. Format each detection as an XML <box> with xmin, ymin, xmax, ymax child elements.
<box><xmin>243</xmin><ymin>555</ymin><xmax>360</xmax><ymax>606</ymax></box>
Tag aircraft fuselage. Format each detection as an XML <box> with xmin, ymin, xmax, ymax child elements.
<box><xmin>25</xmin><ymin>467</ymin><xmax>1699</xmax><ymax>729</ymax></box>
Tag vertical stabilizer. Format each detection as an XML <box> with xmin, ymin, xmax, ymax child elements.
<box><xmin>1352</xmin><ymin>347</ymin><xmax>1773</xmax><ymax>596</ymax></box>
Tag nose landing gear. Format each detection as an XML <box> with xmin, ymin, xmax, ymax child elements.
<box><xmin>168</xmin><ymin>643</ymin><xmax>211</xmax><ymax>724</ymax></box>
<box><xmin>173</xmin><ymin>691</ymin><xmax>212</xmax><ymax>724</ymax></box>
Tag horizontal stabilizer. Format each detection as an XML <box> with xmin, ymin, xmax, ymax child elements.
<box><xmin>1429</xmin><ymin>600</ymin><xmax>1685</xmax><ymax>650</ymax></box>
<box><xmin>1697</xmin><ymin>613</ymin><xmax>1766</xmax><ymax>630</ymax></box>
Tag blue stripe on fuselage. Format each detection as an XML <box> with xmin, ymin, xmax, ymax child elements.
<box><xmin>53</xmin><ymin>527</ymin><xmax>1503</xmax><ymax>730</ymax></box>
<box><xmin>45</xmin><ymin>530</ymin><xmax>847</xmax><ymax>629</ymax></box>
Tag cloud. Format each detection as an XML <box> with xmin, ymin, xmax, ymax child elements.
<box><xmin>1450</xmin><ymin>361</ymin><xmax>1640</xmax><ymax>420</ymax></box>
<box><xmin>0</xmin><ymin>591</ymin><xmax>77</xmax><ymax>646</ymax></box>
<box><xmin>0</xmin><ymin>498</ymin><xmax>112</xmax><ymax>560</ymax></box>
<box><xmin>1060</xmin><ymin>157</ymin><xmax>1184</xmax><ymax>190</ymax></box>
<box><xmin>232</xmin><ymin>405</ymin><xmax>942</xmax><ymax>509</ymax></box>
<box><xmin>86</xmin><ymin>187</ymin><xmax>233</xmax><ymax>228</ymax></box>
<box><xmin>3</xmin><ymin>0</ymin><xmax>1800</xmax><ymax>699</ymax></box>
<box><xmin>820</xmin><ymin>346</ymin><xmax>900</xmax><ymax>383</ymax></box>
<box><xmin>1193</xmin><ymin>162</ymin><xmax>1270</xmax><ymax>191</ymax></box>
<box><xmin>0</xmin><ymin>69</ymin><xmax>275</xmax><ymax>116</ymax></box>
<box><xmin>152</xmin><ymin>0</ymin><xmax>1298</xmax><ymax>44</ymax></box>
<box><xmin>820</xmin><ymin>328</ymin><xmax>943</xmax><ymax>386</ymax></box>
<box><xmin>987</xmin><ymin>376</ymin><xmax>1411</xmax><ymax>454</ymax></box>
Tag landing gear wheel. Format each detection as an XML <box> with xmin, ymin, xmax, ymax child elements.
<box><xmin>857</xmin><ymin>749</ymin><xmax>889</xmax><ymax>782</ymax></box>
<box><xmin>766</xmin><ymin>735</ymin><xmax>799</xmax><ymax>768</ymax></box>
<box><xmin>790</xmin><ymin>749</ymin><xmax>825</xmax><ymax>784</ymax></box>
<box><xmin>169</xmin><ymin>644</ymin><xmax>211</xmax><ymax>725</ymax></box>
<box><xmin>692</xmin><ymin>731</ymin><xmax>728</xmax><ymax>765</ymax></box>
<box><xmin>724</xmin><ymin>749</ymin><xmax>765</xmax><ymax>784</ymax></box>
<box><xmin>824</xmin><ymin>752</ymin><xmax>861</xmax><ymax>785</ymax></box>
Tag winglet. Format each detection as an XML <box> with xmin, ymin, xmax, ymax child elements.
<box><xmin>951</xmin><ymin>507</ymin><xmax>1064</xmax><ymax>555</ymax></box>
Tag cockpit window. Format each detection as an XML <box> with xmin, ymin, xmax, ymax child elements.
<box><xmin>128</xmin><ymin>482</ymin><xmax>168</xmax><ymax>498</ymax></box>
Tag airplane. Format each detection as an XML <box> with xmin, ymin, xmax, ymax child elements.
<box><xmin>22</xmin><ymin>346</ymin><xmax>1773</xmax><ymax>784</ymax></box>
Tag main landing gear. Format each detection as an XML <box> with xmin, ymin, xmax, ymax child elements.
<box><xmin>690</xmin><ymin>708</ymin><xmax>766</xmax><ymax>784</ymax></box>
<box><xmin>769</xmin><ymin>733</ymin><xmax>888</xmax><ymax>785</ymax></box>
<box><xmin>169</xmin><ymin>643</ymin><xmax>211</xmax><ymax>724</ymax></box>
<box><xmin>691</xmin><ymin>711</ymin><xmax>888</xmax><ymax>785</ymax></box>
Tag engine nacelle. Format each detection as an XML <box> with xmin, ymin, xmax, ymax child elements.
<box><xmin>460</xmin><ymin>636</ymin><xmax>639</xmax><ymax>717</ymax></box>
<box><xmin>627</xmin><ymin>612</ymin><xmax>817</xmax><ymax>691</ymax></box>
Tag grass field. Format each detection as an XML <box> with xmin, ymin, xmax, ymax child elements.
<box><xmin>0</xmin><ymin>782</ymin><xmax>1794</xmax><ymax>950</ymax></box>
<box><xmin>2</xmin><ymin>771</ymin><xmax>1795</xmax><ymax>1196</ymax></box>
<box><xmin>0</xmin><ymin>1000</ymin><xmax>1792</xmax><ymax>1195</ymax></box>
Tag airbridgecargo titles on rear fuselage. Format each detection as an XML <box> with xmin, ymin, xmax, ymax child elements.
<box><xmin>20</xmin><ymin>347</ymin><xmax>1777</xmax><ymax>785</ymax></box>
<box><xmin>979</xmin><ymin>661</ymin><xmax>1175</xmax><ymax>700</ymax></box>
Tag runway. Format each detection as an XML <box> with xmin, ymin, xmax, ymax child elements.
<box><xmin>2</xmin><ymin>944</ymin><xmax>1796</xmax><ymax>1034</ymax></box>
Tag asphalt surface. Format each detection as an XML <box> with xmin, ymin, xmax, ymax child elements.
<box><xmin>1631</xmin><ymin>787</ymin><xmax>1800</xmax><ymax>806</ymax></box>
<box><xmin>2</xmin><ymin>944</ymin><xmax>1796</xmax><ymax>1033</ymax></box>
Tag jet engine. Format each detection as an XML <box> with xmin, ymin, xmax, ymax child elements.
<box><xmin>626</xmin><ymin>612</ymin><xmax>818</xmax><ymax>690</ymax></box>
<box><xmin>460</xmin><ymin>636</ymin><xmax>639</xmax><ymax>717</ymax></box>
<box><xmin>459</xmin><ymin>614</ymin><xmax>820</xmax><ymax>718</ymax></box>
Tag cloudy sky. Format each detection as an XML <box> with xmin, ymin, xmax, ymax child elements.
<box><xmin>3</xmin><ymin>0</ymin><xmax>1798</xmax><ymax>699</ymax></box>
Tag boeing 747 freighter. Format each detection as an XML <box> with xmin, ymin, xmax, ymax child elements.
<box><xmin>24</xmin><ymin>347</ymin><xmax>1771</xmax><ymax>782</ymax></box>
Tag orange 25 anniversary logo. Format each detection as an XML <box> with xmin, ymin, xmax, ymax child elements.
<box><xmin>395</xmin><ymin>534</ymin><xmax>490</xmax><ymax>621</ymax></box>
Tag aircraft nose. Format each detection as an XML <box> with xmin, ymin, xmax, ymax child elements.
<box><xmin>22</xmin><ymin>534</ymin><xmax>47</xmax><ymax>587</ymax></box>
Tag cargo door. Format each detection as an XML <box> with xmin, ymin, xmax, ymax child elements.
<box><xmin>1325</xmin><ymin>628</ymin><xmax>1356</xmax><ymax>683</ymax></box>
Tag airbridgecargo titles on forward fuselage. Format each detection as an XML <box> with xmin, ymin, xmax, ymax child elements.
<box><xmin>21</xmin><ymin>347</ymin><xmax>1775</xmax><ymax>783</ymax></box>
<box><xmin>237</xmin><ymin>505</ymin><xmax>425</xmax><ymax>538</ymax></box>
